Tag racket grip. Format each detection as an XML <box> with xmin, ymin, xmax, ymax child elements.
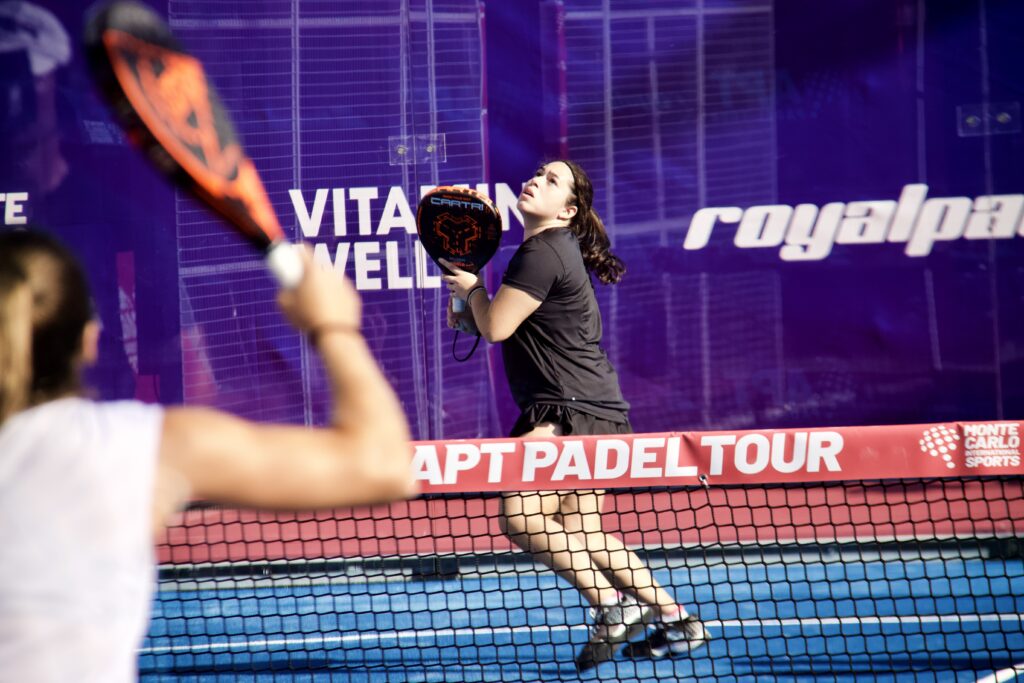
<box><xmin>266</xmin><ymin>241</ymin><xmax>304</xmax><ymax>288</ymax></box>
<box><xmin>452</xmin><ymin>296</ymin><xmax>466</xmax><ymax>313</ymax></box>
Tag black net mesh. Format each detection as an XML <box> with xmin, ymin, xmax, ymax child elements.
<box><xmin>141</xmin><ymin>476</ymin><xmax>1024</xmax><ymax>681</ymax></box>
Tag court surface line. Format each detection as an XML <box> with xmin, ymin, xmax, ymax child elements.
<box><xmin>974</xmin><ymin>664</ymin><xmax>1024</xmax><ymax>683</ymax></box>
<box><xmin>140</xmin><ymin>612</ymin><xmax>1023</xmax><ymax>655</ymax></box>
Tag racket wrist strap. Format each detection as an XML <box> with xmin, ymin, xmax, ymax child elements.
<box><xmin>466</xmin><ymin>285</ymin><xmax>487</xmax><ymax>305</ymax></box>
<box><xmin>309</xmin><ymin>323</ymin><xmax>361</xmax><ymax>345</ymax></box>
<box><xmin>452</xmin><ymin>329</ymin><xmax>483</xmax><ymax>362</ymax></box>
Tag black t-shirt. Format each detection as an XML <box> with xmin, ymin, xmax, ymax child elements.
<box><xmin>500</xmin><ymin>228</ymin><xmax>630</xmax><ymax>420</ymax></box>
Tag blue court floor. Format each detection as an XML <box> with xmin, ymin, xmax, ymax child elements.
<box><xmin>139</xmin><ymin>558</ymin><xmax>1024</xmax><ymax>682</ymax></box>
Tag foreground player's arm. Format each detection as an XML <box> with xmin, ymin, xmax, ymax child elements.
<box><xmin>154</xmin><ymin>247</ymin><xmax>415</xmax><ymax>524</ymax></box>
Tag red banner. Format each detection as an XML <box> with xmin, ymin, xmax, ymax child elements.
<box><xmin>157</xmin><ymin>420</ymin><xmax>1024</xmax><ymax>564</ymax></box>
<box><xmin>412</xmin><ymin>421</ymin><xmax>1024</xmax><ymax>493</ymax></box>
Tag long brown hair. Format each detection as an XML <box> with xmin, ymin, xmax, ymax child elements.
<box><xmin>557</xmin><ymin>159</ymin><xmax>625</xmax><ymax>285</ymax></box>
<box><xmin>0</xmin><ymin>231</ymin><xmax>93</xmax><ymax>423</ymax></box>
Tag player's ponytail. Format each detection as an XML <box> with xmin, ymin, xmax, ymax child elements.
<box><xmin>0</xmin><ymin>264</ymin><xmax>31</xmax><ymax>426</ymax></box>
<box><xmin>559</xmin><ymin>160</ymin><xmax>626</xmax><ymax>285</ymax></box>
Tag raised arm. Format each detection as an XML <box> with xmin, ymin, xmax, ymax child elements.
<box><xmin>440</xmin><ymin>259</ymin><xmax>541</xmax><ymax>343</ymax></box>
<box><xmin>154</xmin><ymin>246</ymin><xmax>415</xmax><ymax>528</ymax></box>
<box><xmin>464</xmin><ymin>285</ymin><xmax>539</xmax><ymax>343</ymax></box>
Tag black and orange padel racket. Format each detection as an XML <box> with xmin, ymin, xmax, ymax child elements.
<box><xmin>84</xmin><ymin>0</ymin><xmax>302</xmax><ymax>286</ymax></box>
<box><xmin>416</xmin><ymin>186</ymin><xmax>502</xmax><ymax>313</ymax></box>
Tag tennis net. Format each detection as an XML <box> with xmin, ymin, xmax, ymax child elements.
<box><xmin>141</xmin><ymin>421</ymin><xmax>1024</xmax><ymax>681</ymax></box>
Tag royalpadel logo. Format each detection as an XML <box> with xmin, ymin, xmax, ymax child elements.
<box><xmin>683</xmin><ymin>184</ymin><xmax>1024</xmax><ymax>261</ymax></box>
<box><xmin>919</xmin><ymin>425</ymin><xmax>959</xmax><ymax>469</ymax></box>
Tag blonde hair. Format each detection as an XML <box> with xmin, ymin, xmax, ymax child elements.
<box><xmin>0</xmin><ymin>267</ymin><xmax>32</xmax><ymax>425</ymax></box>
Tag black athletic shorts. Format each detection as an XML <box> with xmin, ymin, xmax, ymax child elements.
<box><xmin>510</xmin><ymin>402</ymin><xmax>632</xmax><ymax>438</ymax></box>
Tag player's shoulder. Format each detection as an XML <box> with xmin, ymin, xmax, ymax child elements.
<box><xmin>522</xmin><ymin>227</ymin><xmax>575</xmax><ymax>259</ymax></box>
<box><xmin>510</xmin><ymin>228</ymin><xmax>582</xmax><ymax>281</ymax></box>
<box><xmin>537</xmin><ymin>227</ymin><xmax>578</xmax><ymax>249</ymax></box>
<box><xmin>3</xmin><ymin>397</ymin><xmax>161</xmax><ymax>437</ymax></box>
<box><xmin>540</xmin><ymin>227</ymin><xmax>587</xmax><ymax>270</ymax></box>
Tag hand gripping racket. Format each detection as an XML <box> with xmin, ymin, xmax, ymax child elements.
<box><xmin>416</xmin><ymin>186</ymin><xmax>502</xmax><ymax>313</ymax></box>
<box><xmin>83</xmin><ymin>0</ymin><xmax>302</xmax><ymax>287</ymax></box>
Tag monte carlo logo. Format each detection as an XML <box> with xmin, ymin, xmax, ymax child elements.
<box><xmin>684</xmin><ymin>184</ymin><xmax>1024</xmax><ymax>261</ymax></box>
<box><xmin>961</xmin><ymin>423</ymin><xmax>1022</xmax><ymax>469</ymax></box>
<box><xmin>920</xmin><ymin>423</ymin><xmax>1022</xmax><ymax>469</ymax></box>
<box><xmin>919</xmin><ymin>425</ymin><xmax>960</xmax><ymax>469</ymax></box>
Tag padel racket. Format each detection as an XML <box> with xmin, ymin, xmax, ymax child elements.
<box><xmin>84</xmin><ymin>0</ymin><xmax>302</xmax><ymax>287</ymax></box>
<box><xmin>416</xmin><ymin>186</ymin><xmax>501</xmax><ymax>312</ymax></box>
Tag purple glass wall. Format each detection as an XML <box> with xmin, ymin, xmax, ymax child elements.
<box><xmin>3</xmin><ymin>0</ymin><xmax>1021</xmax><ymax>439</ymax></box>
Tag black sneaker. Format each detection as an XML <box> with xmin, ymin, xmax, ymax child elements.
<box><xmin>621</xmin><ymin>615</ymin><xmax>711</xmax><ymax>659</ymax></box>
<box><xmin>574</xmin><ymin>595</ymin><xmax>653</xmax><ymax>672</ymax></box>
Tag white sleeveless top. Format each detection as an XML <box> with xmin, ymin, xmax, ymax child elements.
<box><xmin>0</xmin><ymin>398</ymin><xmax>163</xmax><ymax>682</ymax></box>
